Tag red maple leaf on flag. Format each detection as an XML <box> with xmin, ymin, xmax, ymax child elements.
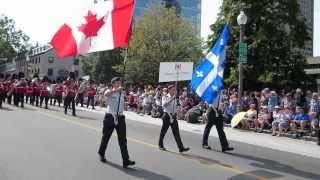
<box><xmin>78</xmin><ymin>11</ymin><xmax>105</xmax><ymax>39</ymax></box>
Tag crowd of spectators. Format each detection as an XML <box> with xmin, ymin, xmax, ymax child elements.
<box><xmin>92</xmin><ymin>84</ymin><xmax>319</xmax><ymax>142</ymax></box>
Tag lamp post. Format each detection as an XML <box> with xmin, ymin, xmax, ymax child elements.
<box><xmin>237</xmin><ymin>10</ymin><xmax>247</xmax><ymax>112</ymax></box>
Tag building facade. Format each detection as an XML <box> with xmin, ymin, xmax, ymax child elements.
<box><xmin>298</xmin><ymin>0</ymin><xmax>314</xmax><ymax>57</ymax></box>
<box><xmin>29</xmin><ymin>45</ymin><xmax>82</xmax><ymax>80</ymax></box>
<box><xmin>135</xmin><ymin>0</ymin><xmax>202</xmax><ymax>37</ymax></box>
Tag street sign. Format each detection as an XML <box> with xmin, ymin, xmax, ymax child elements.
<box><xmin>159</xmin><ymin>62</ymin><xmax>193</xmax><ymax>82</ymax></box>
<box><xmin>239</xmin><ymin>42</ymin><xmax>247</xmax><ymax>64</ymax></box>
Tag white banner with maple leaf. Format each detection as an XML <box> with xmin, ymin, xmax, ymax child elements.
<box><xmin>51</xmin><ymin>0</ymin><xmax>134</xmax><ymax>59</ymax></box>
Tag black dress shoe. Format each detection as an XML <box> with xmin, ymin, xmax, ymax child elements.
<box><xmin>123</xmin><ymin>160</ymin><xmax>135</xmax><ymax>168</ymax></box>
<box><xmin>98</xmin><ymin>153</ymin><xmax>107</xmax><ymax>163</ymax></box>
<box><xmin>222</xmin><ymin>147</ymin><xmax>234</xmax><ymax>152</ymax></box>
<box><xmin>202</xmin><ymin>145</ymin><xmax>212</xmax><ymax>150</ymax></box>
<box><xmin>179</xmin><ymin>147</ymin><xmax>190</xmax><ymax>153</ymax></box>
<box><xmin>159</xmin><ymin>146</ymin><xmax>166</xmax><ymax>151</ymax></box>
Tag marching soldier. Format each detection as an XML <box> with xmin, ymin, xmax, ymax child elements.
<box><xmin>26</xmin><ymin>81</ymin><xmax>34</xmax><ymax>104</ymax></box>
<box><xmin>86</xmin><ymin>79</ymin><xmax>96</xmax><ymax>109</ymax></box>
<box><xmin>98</xmin><ymin>77</ymin><xmax>135</xmax><ymax>168</ymax></box>
<box><xmin>64</xmin><ymin>72</ymin><xmax>77</xmax><ymax>116</ymax></box>
<box><xmin>3</xmin><ymin>74</ymin><xmax>12</xmax><ymax>104</ymax></box>
<box><xmin>7</xmin><ymin>74</ymin><xmax>17</xmax><ymax>105</ymax></box>
<box><xmin>158</xmin><ymin>84</ymin><xmax>190</xmax><ymax>153</ymax></box>
<box><xmin>0</xmin><ymin>73</ymin><xmax>4</xmax><ymax>108</ymax></box>
<box><xmin>76</xmin><ymin>78</ymin><xmax>86</xmax><ymax>107</ymax></box>
<box><xmin>202</xmin><ymin>101</ymin><xmax>234</xmax><ymax>152</ymax></box>
<box><xmin>39</xmin><ymin>76</ymin><xmax>50</xmax><ymax>109</ymax></box>
<box><xmin>15</xmin><ymin>72</ymin><xmax>27</xmax><ymax>108</ymax></box>
<box><xmin>32</xmin><ymin>74</ymin><xmax>41</xmax><ymax>106</ymax></box>
<box><xmin>53</xmin><ymin>79</ymin><xmax>64</xmax><ymax>107</ymax></box>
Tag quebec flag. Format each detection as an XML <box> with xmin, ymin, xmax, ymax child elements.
<box><xmin>191</xmin><ymin>25</ymin><xmax>229</xmax><ymax>104</ymax></box>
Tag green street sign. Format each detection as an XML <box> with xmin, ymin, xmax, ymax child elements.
<box><xmin>239</xmin><ymin>42</ymin><xmax>247</xmax><ymax>64</ymax></box>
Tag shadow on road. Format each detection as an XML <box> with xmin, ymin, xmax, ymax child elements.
<box><xmin>225</xmin><ymin>152</ymin><xmax>320</xmax><ymax>180</ymax></box>
<box><xmin>0</xmin><ymin>106</ymin><xmax>13</xmax><ymax>111</ymax></box>
<box><xmin>164</xmin><ymin>150</ymin><xmax>285</xmax><ymax>179</ymax></box>
<box><xmin>104</xmin><ymin>161</ymin><xmax>174</xmax><ymax>180</ymax></box>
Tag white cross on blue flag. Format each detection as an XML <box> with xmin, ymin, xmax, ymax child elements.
<box><xmin>191</xmin><ymin>24</ymin><xmax>230</xmax><ymax>104</ymax></box>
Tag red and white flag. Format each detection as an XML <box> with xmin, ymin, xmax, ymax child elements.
<box><xmin>51</xmin><ymin>0</ymin><xmax>135</xmax><ymax>59</ymax></box>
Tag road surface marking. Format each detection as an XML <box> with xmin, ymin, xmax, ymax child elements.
<box><xmin>17</xmin><ymin>106</ymin><xmax>267</xmax><ymax>180</ymax></box>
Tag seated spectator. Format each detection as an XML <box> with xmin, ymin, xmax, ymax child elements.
<box><xmin>143</xmin><ymin>91</ymin><xmax>154</xmax><ymax>115</ymax></box>
<box><xmin>223</xmin><ymin>100</ymin><xmax>237</xmax><ymax>123</ymax></box>
<box><xmin>290</xmin><ymin>106</ymin><xmax>311</xmax><ymax>138</ymax></box>
<box><xmin>127</xmin><ymin>91</ymin><xmax>138</xmax><ymax>112</ymax></box>
<box><xmin>309</xmin><ymin>93</ymin><xmax>320</xmax><ymax>135</ymax></box>
<box><xmin>268</xmin><ymin>91</ymin><xmax>278</xmax><ymax>113</ymax></box>
<box><xmin>185</xmin><ymin>104</ymin><xmax>204</xmax><ymax>124</ymax></box>
<box><xmin>240</xmin><ymin>103</ymin><xmax>257</xmax><ymax>129</ymax></box>
<box><xmin>255</xmin><ymin>106</ymin><xmax>271</xmax><ymax>133</ymax></box>
<box><xmin>272</xmin><ymin>106</ymin><xmax>293</xmax><ymax>136</ymax></box>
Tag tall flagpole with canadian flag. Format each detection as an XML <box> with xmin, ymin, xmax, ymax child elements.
<box><xmin>50</xmin><ymin>0</ymin><xmax>135</xmax><ymax>59</ymax></box>
<box><xmin>51</xmin><ymin>0</ymin><xmax>135</xmax><ymax>118</ymax></box>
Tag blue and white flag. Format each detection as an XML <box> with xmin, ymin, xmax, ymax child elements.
<box><xmin>191</xmin><ymin>25</ymin><xmax>229</xmax><ymax>104</ymax></box>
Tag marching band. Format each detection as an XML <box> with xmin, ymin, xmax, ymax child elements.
<box><xmin>0</xmin><ymin>72</ymin><xmax>97</xmax><ymax>115</ymax></box>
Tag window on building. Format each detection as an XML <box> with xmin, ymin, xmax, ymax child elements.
<box><xmin>48</xmin><ymin>68</ymin><xmax>53</xmax><ymax>76</ymax></box>
<box><xmin>48</xmin><ymin>56</ymin><xmax>55</xmax><ymax>63</ymax></box>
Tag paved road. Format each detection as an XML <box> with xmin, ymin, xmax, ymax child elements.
<box><xmin>1</xmin><ymin>104</ymin><xmax>320</xmax><ymax>180</ymax></box>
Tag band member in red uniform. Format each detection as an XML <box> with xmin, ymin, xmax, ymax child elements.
<box><xmin>76</xmin><ymin>78</ymin><xmax>86</xmax><ymax>107</ymax></box>
<box><xmin>31</xmin><ymin>74</ymin><xmax>40</xmax><ymax>106</ymax></box>
<box><xmin>53</xmin><ymin>79</ymin><xmax>64</xmax><ymax>107</ymax></box>
<box><xmin>15</xmin><ymin>72</ymin><xmax>27</xmax><ymax>108</ymax></box>
<box><xmin>64</xmin><ymin>72</ymin><xmax>77</xmax><ymax>116</ymax></box>
<box><xmin>26</xmin><ymin>81</ymin><xmax>34</xmax><ymax>104</ymax></box>
<box><xmin>87</xmin><ymin>79</ymin><xmax>96</xmax><ymax>109</ymax></box>
<box><xmin>0</xmin><ymin>73</ymin><xmax>4</xmax><ymax>108</ymax></box>
<box><xmin>3</xmin><ymin>74</ymin><xmax>12</xmax><ymax>104</ymax></box>
<box><xmin>7</xmin><ymin>74</ymin><xmax>17</xmax><ymax>105</ymax></box>
<box><xmin>39</xmin><ymin>76</ymin><xmax>50</xmax><ymax>109</ymax></box>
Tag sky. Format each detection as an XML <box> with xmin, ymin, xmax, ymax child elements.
<box><xmin>0</xmin><ymin>0</ymin><xmax>93</xmax><ymax>45</ymax></box>
<box><xmin>201</xmin><ymin>0</ymin><xmax>222</xmax><ymax>42</ymax></box>
<box><xmin>0</xmin><ymin>0</ymin><xmax>318</xmax><ymax>57</ymax></box>
<box><xmin>314</xmin><ymin>0</ymin><xmax>320</xmax><ymax>57</ymax></box>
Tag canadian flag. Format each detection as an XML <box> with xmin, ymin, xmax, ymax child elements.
<box><xmin>51</xmin><ymin>0</ymin><xmax>135</xmax><ymax>59</ymax></box>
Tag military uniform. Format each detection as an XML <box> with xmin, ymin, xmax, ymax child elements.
<box><xmin>98</xmin><ymin>77</ymin><xmax>135</xmax><ymax>168</ymax></box>
<box><xmin>158</xmin><ymin>86</ymin><xmax>189</xmax><ymax>152</ymax></box>
<box><xmin>86</xmin><ymin>84</ymin><xmax>96</xmax><ymax>109</ymax></box>
<box><xmin>202</xmin><ymin>105</ymin><xmax>234</xmax><ymax>152</ymax></box>
<box><xmin>64</xmin><ymin>79</ymin><xmax>77</xmax><ymax>116</ymax></box>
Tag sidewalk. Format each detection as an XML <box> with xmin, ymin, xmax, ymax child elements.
<box><xmin>79</xmin><ymin>106</ymin><xmax>320</xmax><ymax>159</ymax></box>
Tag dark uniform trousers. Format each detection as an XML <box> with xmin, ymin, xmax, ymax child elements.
<box><xmin>40</xmin><ymin>96</ymin><xmax>49</xmax><ymax>108</ymax></box>
<box><xmin>98</xmin><ymin>113</ymin><xmax>130</xmax><ymax>162</ymax></box>
<box><xmin>202</xmin><ymin>107</ymin><xmax>229</xmax><ymax>149</ymax></box>
<box><xmin>64</xmin><ymin>96</ymin><xmax>76</xmax><ymax>115</ymax></box>
<box><xmin>159</xmin><ymin>112</ymin><xmax>184</xmax><ymax>150</ymax></box>
<box><xmin>0</xmin><ymin>93</ymin><xmax>4</xmax><ymax>108</ymax></box>
<box><xmin>76</xmin><ymin>93</ymin><xmax>84</xmax><ymax>107</ymax></box>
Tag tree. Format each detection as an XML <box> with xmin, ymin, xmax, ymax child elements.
<box><xmin>124</xmin><ymin>4</ymin><xmax>202</xmax><ymax>85</ymax></box>
<box><xmin>208</xmin><ymin>0</ymin><xmax>310</xmax><ymax>88</ymax></box>
<box><xmin>80</xmin><ymin>54</ymin><xmax>98</xmax><ymax>78</ymax></box>
<box><xmin>0</xmin><ymin>15</ymin><xmax>29</xmax><ymax>63</ymax></box>
<box><xmin>93</xmin><ymin>49</ymin><xmax>122</xmax><ymax>84</ymax></box>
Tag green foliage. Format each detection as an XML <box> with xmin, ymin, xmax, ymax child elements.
<box><xmin>0</xmin><ymin>15</ymin><xmax>29</xmax><ymax>63</ymax></box>
<box><xmin>80</xmin><ymin>54</ymin><xmax>98</xmax><ymax>78</ymax></box>
<box><xmin>93</xmin><ymin>49</ymin><xmax>122</xmax><ymax>84</ymax></box>
<box><xmin>124</xmin><ymin>3</ymin><xmax>202</xmax><ymax>85</ymax></box>
<box><xmin>208</xmin><ymin>0</ymin><xmax>310</xmax><ymax>88</ymax></box>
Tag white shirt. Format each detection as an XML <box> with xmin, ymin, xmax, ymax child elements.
<box><xmin>105</xmin><ymin>89</ymin><xmax>124</xmax><ymax>124</ymax></box>
<box><xmin>162</xmin><ymin>94</ymin><xmax>176</xmax><ymax>114</ymax></box>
